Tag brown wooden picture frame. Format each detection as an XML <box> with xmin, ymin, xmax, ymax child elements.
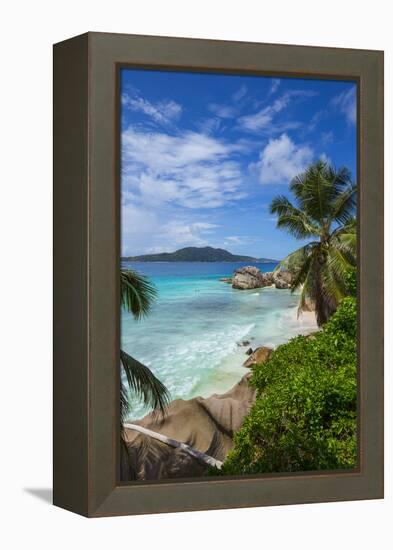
<box><xmin>53</xmin><ymin>32</ymin><xmax>384</xmax><ymax>517</ymax></box>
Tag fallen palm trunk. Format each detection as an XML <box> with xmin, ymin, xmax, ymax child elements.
<box><xmin>124</xmin><ymin>423</ymin><xmax>223</xmax><ymax>469</ymax></box>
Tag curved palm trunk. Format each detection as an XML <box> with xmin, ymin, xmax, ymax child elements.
<box><xmin>312</xmin><ymin>250</ymin><xmax>338</xmax><ymax>326</ymax></box>
<box><xmin>124</xmin><ymin>423</ymin><xmax>223</xmax><ymax>469</ymax></box>
<box><xmin>314</xmin><ymin>256</ymin><xmax>327</xmax><ymax>326</ymax></box>
<box><xmin>314</xmin><ymin>277</ymin><xmax>333</xmax><ymax>326</ymax></box>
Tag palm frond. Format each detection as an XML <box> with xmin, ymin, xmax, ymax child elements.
<box><xmin>120</xmin><ymin>269</ymin><xmax>157</xmax><ymax>319</ymax></box>
<box><xmin>328</xmin><ymin>184</ymin><xmax>357</xmax><ymax>226</ymax></box>
<box><xmin>320</xmin><ymin>260</ymin><xmax>346</xmax><ymax>307</ymax></box>
<box><xmin>120</xmin><ymin>349</ymin><xmax>170</xmax><ymax>417</ymax></box>
<box><xmin>331</xmin><ymin>217</ymin><xmax>357</xmax><ymax>240</ymax></box>
<box><xmin>279</xmin><ymin>242</ymin><xmax>318</xmax><ymax>291</ymax></box>
<box><xmin>290</xmin><ymin>249</ymin><xmax>315</xmax><ymax>291</ymax></box>
<box><xmin>322</xmin><ymin>247</ymin><xmax>354</xmax><ymax>305</ymax></box>
<box><xmin>120</xmin><ymin>380</ymin><xmax>131</xmax><ymax>425</ymax></box>
<box><xmin>290</xmin><ymin>162</ymin><xmax>353</xmax><ymax>225</ymax></box>
<box><xmin>270</xmin><ymin>196</ymin><xmax>320</xmax><ymax>239</ymax></box>
<box><xmin>331</xmin><ymin>224</ymin><xmax>357</xmax><ymax>265</ymax></box>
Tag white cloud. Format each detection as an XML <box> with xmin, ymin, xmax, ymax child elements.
<box><xmin>121</xmin><ymin>126</ymin><xmax>245</xmax><ymax>209</ymax></box>
<box><xmin>224</xmin><ymin>236</ymin><xmax>243</xmax><ymax>245</ymax></box>
<box><xmin>240</xmin><ymin>111</ymin><xmax>273</xmax><ymax>132</ymax></box>
<box><xmin>121</xmin><ymin>203</ymin><xmax>159</xmax><ymax>256</ymax></box>
<box><xmin>120</xmin><ymin>125</ymin><xmax>250</xmax><ymax>254</ymax></box>
<box><xmin>239</xmin><ymin>95</ymin><xmax>288</xmax><ymax>131</ymax></box>
<box><xmin>206</xmin><ymin>86</ymin><xmax>250</xmax><ymax>120</ymax></box>
<box><xmin>122</xmin><ymin>92</ymin><xmax>182</xmax><ymax>125</ymax></box>
<box><xmin>232</xmin><ymin>85</ymin><xmax>248</xmax><ymax>101</ymax></box>
<box><xmin>160</xmin><ymin>221</ymin><xmax>218</xmax><ymax>249</ymax></box>
<box><xmin>321</xmin><ymin>130</ymin><xmax>334</xmax><ymax>145</ymax></box>
<box><xmin>269</xmin><ymin>79</ymin><xmax>281</xmax><ymax>94</ymax></box>
<box><xmin>239</xmin><ymin>90</ymin><xmax>316</xmax><ymax>133</ymax></box>
<box><xmin>121</xmin><ymin>205</ymin><xmax>219</xmax><ymax>255</ymax></box>
<box><xmin>221</xmin><ymin>235</ymin><xmax>266</xmax><ymax>253</ymax></box>
<box><xmin>208</xmin><ymin>103</ymin><xmax>236</xmax><ymax>119</ymax></box>
<box><xmin>308</xmin><ymin>110</ymin><xmax>323</xmax><ymax>132</ymax></box>
<box><xmin>252</xmin><ymin>133</ymin><xmax>313</xmax><ymax>184</ymax></box>
<box><xmin>332</xmin><ymin>87</ymin><xmax>356</xmax><ymax>125</ymax></box>
<box><xmin>197</xmin><ymin>117</ymin><xmax>221</xmax><ymax>135</ymax></box>
<box><xmin>319</xmin><ymin>152</ymin><xmax>331</xmax><ymax>165</ymax></box>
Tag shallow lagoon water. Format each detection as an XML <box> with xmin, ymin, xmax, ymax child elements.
<box><xmin>121</xmin><ymin>261</ymin><xmax>318</xmax><ymax>418</ymax></box>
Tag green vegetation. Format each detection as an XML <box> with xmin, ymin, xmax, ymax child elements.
<box><xmin>212</xmin><ymin>164</ymin><xmax>359</xmax><ymax>477</ymax></box>
<box><xmin>120</xmin><ymin>268</ymin><xmax>170</xmax><ymax>426</ymax></box>
<box><xmin>215</xmin><ymin>295</ymin><xmax>357</xmax><ymax>475</ymax></box>
<box><xmin>123</xmin><ymin>246</ymin><xmax>276</xmax><ymax>263</ymax></box>
<box><xmin>270</xmin><ymin>161</ymin><xmax>356</xmax><ymax>326</ymax></box>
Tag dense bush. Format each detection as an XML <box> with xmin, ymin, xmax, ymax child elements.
<box><xmin>344</xmin><ymin>266</ymin><xmax>357</xmax><ymax>297</ymax></box>
<box><xmin>216</xmin><ymin>297</ymin><xmax>357</xmax><ymax>475</ymax></box>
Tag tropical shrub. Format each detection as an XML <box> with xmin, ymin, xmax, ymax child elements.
<box><xmin>344</xmin><ymin>265</ymin><xmax>357</xmax><ymax>297</ymax></box>
<box><xmin>216</xmin><ymin>296</ymin><xmax>357</xmax><ymax>475</ymax></box>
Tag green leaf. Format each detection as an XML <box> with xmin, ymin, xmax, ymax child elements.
<box><xmin>120</xmin><ymin>349</ymin><xmax>171</xmax><ymax>418</ymax></box>
<box><xmin>120</xmin><ymin>268</ymin><xmax>157</xmax><ymax>319</ymax></box>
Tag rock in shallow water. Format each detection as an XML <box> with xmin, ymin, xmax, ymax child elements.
<box><xmin>232</xmin><ymin>266</ymin><xmax>273</xmax><ymax>290</ymax></box>
<box><xmin>273</xmin><ymin>269</ymin><xmax>293</xmax><ymax>289</ymax></box>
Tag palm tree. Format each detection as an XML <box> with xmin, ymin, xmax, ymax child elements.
<box><xmin>120</xmin><ymin>269</ymin><xmax>170</xmax><ymax>472</ymax></box>
<box><xmin>270</xmin><ymin>160</ymin><xmax>357</xmax><ymax>326</ymax></box>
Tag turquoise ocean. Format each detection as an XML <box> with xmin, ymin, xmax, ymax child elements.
<box><xmin>121</xmin><ymin>261</ymin><xmax>317</xmax><ymax>419</ymax></box>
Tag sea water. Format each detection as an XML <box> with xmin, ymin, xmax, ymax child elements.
<box><xmin>121</xmin><ymin>261</ymin><xmax>318</xmax><ymax>418</ymax></box>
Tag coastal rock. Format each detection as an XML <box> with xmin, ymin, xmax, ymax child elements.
<box><xmin>274</xmin><ymin>278</ymin><xmax>290</xmax><ymax>289</ymax></box>
<box><xmin>243</xmin><ymin>346</ymin><xmax>273</xmax><ymax>368</ymax></box>
<box><xmin>273</xmin><ymin>269</ymin><xmax>293</xmax><ymax>289</ymax></box>
<box><xmin>219</xmin><ymin>277</ymin><xmax>233</xmax><ymax>284</ymax></box>
<box><xmin>245</xmin><ymin>347</ymin><xmax>253</xmax><ymax>356</ymax></box>
<box><xmin>122</xmin><ymin>374</ymin><xmax>256</xmax><ymax>481</ymax></box>
<box><xmin>236</xmin><ymin>340</ymin><xmax>251</xmax><ymax>347</ymax></box>
<box><xmin>232</xmin><ymin>266</ymin><xmax>272</xmax><ymax>290</ymax></box>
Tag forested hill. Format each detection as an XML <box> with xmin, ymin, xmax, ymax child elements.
<box><xmin>122</xmin><ymin>246</ymin><xmax>277</xmax><ymax>263</ymax></box>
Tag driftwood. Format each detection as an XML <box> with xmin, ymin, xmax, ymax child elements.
<box><xmin>124</xmin><ymin>423</ymin><xmax>223</xmax><ymax>469</ymax></box>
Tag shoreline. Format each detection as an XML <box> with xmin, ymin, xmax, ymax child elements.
<box><xmin>124</xmin><ymin>309</ymin><xmax>319</xmax><ymax>481</ymax></box>
<box><xmin>129</xmin><ymin>302</ymin><xmax>319</xmax><ymax>423</ymax></box>
<box><xmin>122</xmin><ymin>260</ymin><xmax>278</xmax><ymax>264</ymax></box>
<box><xmin>123</xmin><ymin>263</ymin><xmax>318</xmax><ymax>419</ymax></box>
<box><xmin>127</xmin><ymin>296</ymin><xmax>318</xmax><ymax>420</ymax></box>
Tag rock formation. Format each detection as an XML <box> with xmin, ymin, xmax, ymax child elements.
<box><xmin>232</xmin><ymin>266</ymin><xmax>273</xmax><ymax>290</ymax></box>
<box><xmin>230</xmin><ymin>266</ymin><xmax>294</xmax><ymax>290</ymax></box>
<box><xmin>122</xmin><ymin>373</ymin><xmax>256</xmax><ymax>481</ymax></box>
<box><xmin>273</xmin><ymin>269</ymin><xmax>293</xmax><ymax>289</ymax></box>
<box><xmin>243</xmin><ymin>346</ymin><xmax>273</xmax><ymax>368</ymax></box>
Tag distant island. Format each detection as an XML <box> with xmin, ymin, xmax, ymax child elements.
<box><xmin>122</xmin><ymin>246</ymin><xmax>277</xmax><ymax>263</ymax></box>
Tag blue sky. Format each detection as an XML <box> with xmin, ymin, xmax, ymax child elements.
<box><xmin>120</xmin><ymin>68</ymin><xmax>357</xmax><ymax>260</ymax></box>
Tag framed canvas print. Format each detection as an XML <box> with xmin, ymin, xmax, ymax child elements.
<box><xmin>53</xmin><ymin>32</ymin><xmax>384</xmax><ymax>517</ymax></box>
